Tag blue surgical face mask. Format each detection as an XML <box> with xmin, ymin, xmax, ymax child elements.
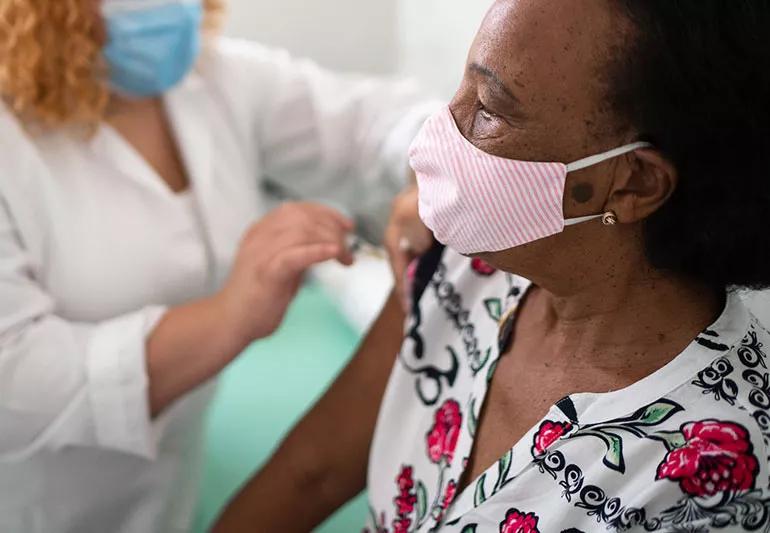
<box><xmin>102</xmin><ymin>0</ymin><xmax>203</xmax><ymax>98</ymax></box>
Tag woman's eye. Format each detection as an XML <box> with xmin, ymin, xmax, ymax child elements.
<box><xmin>479</xmin><ymin>106</ymin><xmax>496</xmax><ymax>120</ymax></box>
<box><xmin>471</xmin><ymin>101</ymin><xmax>509</xmax><ymax>139</ymax></box>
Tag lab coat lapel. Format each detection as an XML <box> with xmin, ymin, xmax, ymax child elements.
<box><xmin>164</xmin><ymin>68</ymin><xmax>263</xmax><ymax>290</ymax></box>
<box><xmin>165</xmin><ymin>74</ymin><xmax>213</xmax><ymax>204</ymax></box>
<box><xmin>164</xmin><ymin>73</ymin><xmax>223</xmax><ymax>284</ymax></box>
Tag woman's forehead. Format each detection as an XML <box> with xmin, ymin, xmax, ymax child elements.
<box><xmin>471</xmin><ymin>0</ymin><xmax>624</xmax><ymax>102</ymax></box>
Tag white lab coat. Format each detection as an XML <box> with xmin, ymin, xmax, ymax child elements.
<box><xmin>0</xmin><ymin>38</ymin><xmax>435</xmax><ymax>533</ymax></box>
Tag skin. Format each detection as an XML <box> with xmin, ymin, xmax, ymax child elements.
<box><xmin>384</xmin><ymin>182</ymin><xmax>434</xmax><ymax>309</ymax></box>
<box><xmin>216</xmin><ymin>0</ymin><xmax>723</xmax><ymax>530</ymax></box>
<box><xmin>216</xmin><ymin>292</ymin><xmax>405</xmax><ymax>532</ymax></box>
<box><xmin>92</xmin><ymin>0</ymin><xmax>191</xmax><ymax>194</ymax></box>
<box><xmin>89</xmin><ymin>1</ymin><xmax>355</xmax><ymax>415</ymax></box>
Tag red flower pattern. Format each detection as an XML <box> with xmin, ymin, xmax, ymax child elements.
<box><xmin>656</xmin><ymin>420</ymin><xmax>758</xmax><ymax>497</ymax></box>
<box><xmin>435</xmin><ymin>479</ymin><xmax>458</xmax><ymax>522</ymax></box>
<box><xmin>426</xmin><ymin>399</ymin><xmax>463</xmax><ymax>464</ymax></box>
<box><xmin>394</xmin><ymin>466</ymin><xmax>417</xmax><ymax>517</ymax></box>
<box><xmin>499</xmin><ymin>508</ymin><xmax>541</xmax><ymax>533</ymax></box>
<box><xmin>532</xmin><ymin>420</ymin><xmax>572</xmax><ymax>456</ymax></box>
<box><xmin>471</xmin><ymin>258</ymin><xmax>497</xmax><ymax>276</ymax></box>
<box><xmin>442</xmin><ymin>480</ymin><xmax>457</xmax><ymax>510</ymax></box>
<box><xmin>392</xmin><ymin>517</ymin><xmax>412</xmax><ymax>533</ymax></box>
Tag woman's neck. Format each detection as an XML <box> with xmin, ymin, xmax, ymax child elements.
<box><xmin>506</xmin><ymin>233</ymin><xmax>724</xmax><ymax>371</ymax></box>
<box><xmin>106</xmin><ymin>94</ymin><xmax>161</xmax><ymax>119</ymax></box>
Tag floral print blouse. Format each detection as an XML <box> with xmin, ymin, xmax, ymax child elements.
<box><xmin>365</xmin><ymin>245</ymin><xmax>770</xmax><ymax>532</ymax></box>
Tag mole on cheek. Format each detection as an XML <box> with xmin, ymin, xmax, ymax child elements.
<box><xmin>571</xmin><ymin>182</ymin><xmax>594</xmax><ymax>204</ymax></box>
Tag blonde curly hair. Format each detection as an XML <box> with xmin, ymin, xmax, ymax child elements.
<box><xmin>0</xmin><ymin>0</ymin><xmax>225</xmax><ymax>130</ymax></box>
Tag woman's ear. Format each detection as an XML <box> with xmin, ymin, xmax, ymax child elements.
<box><xmin>609</xmin><ymin>149</ymin><xmax>678</xmax><ymax>223</ymax></box>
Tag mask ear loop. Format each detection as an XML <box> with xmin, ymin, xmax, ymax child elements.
<box><xmin>563</xmin><ymin>142</ymin><xmax>652</xmax><ymax>227</ymax></box>
<box><xmin>566</xmin><ymin>141</ymin><xmax>652</xmax><ymax>173</ymax></box>
<box><xmin>563</xmin><ymin>211</ymin><xmax>618</xmax><ymax>227</ymax></box>
<box><xmin>563</xmin><ymin>213</ymin><xmax>603</xmax><ymax>226</ymax></box>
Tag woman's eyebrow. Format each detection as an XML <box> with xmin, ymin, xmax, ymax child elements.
<box><xmin>469</xmin><ymin>62</ymin><xmax>522</xmax><ymax>105</ymax></box>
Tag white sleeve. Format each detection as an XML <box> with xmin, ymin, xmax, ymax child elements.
<box><xmin>0</xmin><ymin>195</ymin><xmax>168</xmax><ymax>461</ymax></box>
<box><xmin>233</xmin><ymin>40</ymin><xmax>440</xmax><ymax>243</ymax></box>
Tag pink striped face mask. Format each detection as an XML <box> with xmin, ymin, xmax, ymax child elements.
<box><xmin>409</xmin><ymin>106</ymin><xmax>651</xmax><ymax>255</ymax></box>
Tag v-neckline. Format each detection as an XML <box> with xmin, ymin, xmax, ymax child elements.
<box><xmin>440</xmin><ymin>290</ymin><xmax>749</xmax><ymax>526</ymax></box>
<box><xmin>93</xmin><ymin>122</ymin><xmax>171</xmax><ymax>198</ymax></box>
<box><xmin>100</xmin><ymin>121</ymin><xmax>191</xmax><ymax>198</ymax></box>
<box><xmin>89</xmin><ymin>73</ymin><xmax>211</xmax><ymax>202</ymax></box>
<box><xmin>452</xmin><ymin>282</ymin><xmax>536</xmax><ymax>496</ymax></box>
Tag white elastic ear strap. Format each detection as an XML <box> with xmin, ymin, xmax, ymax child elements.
<box><xmin>563</xmin><ymin>214</ymin><xmax>603</xmax><ymax>227</ymax></box>
<box><xmin>566</xmin><ymin>142</ymin><xmax>652</xmax><ymax>173</ymax></box>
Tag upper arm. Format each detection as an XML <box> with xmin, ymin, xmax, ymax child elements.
<box><xmin>283</xmin><ymin>289</ymin><xmax>404</xmax><ymax>495</ymax></box>
<box><xmin>214</xmin><ymin>291</ymin><xmax>405</xmax><ymax>532</ymax></box>
<box><xmin>0</xmin><ymin>178</ymin><xmax>165</xmax><ymax>460</ymax></box>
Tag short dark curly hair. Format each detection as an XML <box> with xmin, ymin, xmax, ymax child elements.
<box><xmin>609</xmin><ymin>0</ymin><xmax>770</xmax><ymax>290</ymax></box>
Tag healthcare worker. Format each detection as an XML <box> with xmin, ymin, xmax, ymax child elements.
<box><xmin>0</xmin><ymin>0</ymin><xmax>434</xmax><ymax>531</ymax></box>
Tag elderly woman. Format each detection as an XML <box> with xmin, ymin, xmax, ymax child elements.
<box><xmin>0</xmin><ymin>0</ymin><xmax>433</xmax><ymax>532</ymax></box>
<box><xmin>216</xmin><ymin>0</ymin><xmax>770</xmax><ymax>531</ymax></box>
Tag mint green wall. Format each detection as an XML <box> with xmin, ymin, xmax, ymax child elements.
<box><xmin>195</xmin><ymin>283</ymin><xmax>367</xmax><ymax>532</ymax></box>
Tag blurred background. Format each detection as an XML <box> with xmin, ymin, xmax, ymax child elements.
<box><xmin>224</xmin><ymin>0</ymin><xmax>491</xmax><ymax>97</ymax></box>
<box><xmin>195</xmin><ymin>1</ymin><xmax>494</xmax><ymax>532</ymax></box>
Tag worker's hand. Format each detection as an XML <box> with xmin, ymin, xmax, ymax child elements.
<box><xmin>215</xmin><ymin>202</ymin><xmax>354</xmax><ymax>344</ymax></box>
<box><xmin>384</xmin><ymin>184</ymin><xmax>433</xmax><ymax>311</ymax></box>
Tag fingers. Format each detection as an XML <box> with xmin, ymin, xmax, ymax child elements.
<box><xmin>247</xmin><ymin>202</ymin><xmax>355</xmax><ymax>263</ymax></box>
<box><xmin>299</xmin><ymin>202</ymin><xmax>355</xmax><ymax>232</ymax></box>
<box><xmin>260</xmin><ymin>202</ymin><xmax>354</xmax><ymax>238</ymax></box>
<box><xmin>299</xmin><ymin>205</ymin><xmax>356</xmax><ymax>264</ymax></box>
<box><xmin>385</xmin><ymin>224</ymin><xmax>412</xmax><ymax>312</ymax></box>
<box><xmin>271</xmin><ymin>203</ymin><xmax>355</xmax><ymax>269</ymax></box>
<box><xmin>273</xmin><ymin>242</ymin><xmax>345</xmax><ymax>280</ymax></box>
<box><xmin>300</xmin><ymin>206</ymin><xmax>355</xmax><ymax>264</ymax></box>
<box><xmin>221</xmin><ymin>202</ymin><xmax>358</xmax><ymax>343</ymax></box>
<box><xmin>385</xmin><ymin>185</ymin><xmax>434</xmax><ymax>311</ymax></box>
<box><xmin>336</xmin><ymin>244</ymin><xmax>355</xmax><ymax>267</ymax></box>
<box><xmin>258</xmin><ymin>229</ymin><xmax>353</xmax><ymax>275</ymax></box>
<box><xmin>290</xmin><ymin>222</ymin><xmax>354</xmax><ymax>264</ymax></box>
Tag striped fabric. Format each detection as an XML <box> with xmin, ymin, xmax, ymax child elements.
<box><xmin>409</xmin><ymin>106</ymin><xmax>567</xmax><ymax>255</ymax></box>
